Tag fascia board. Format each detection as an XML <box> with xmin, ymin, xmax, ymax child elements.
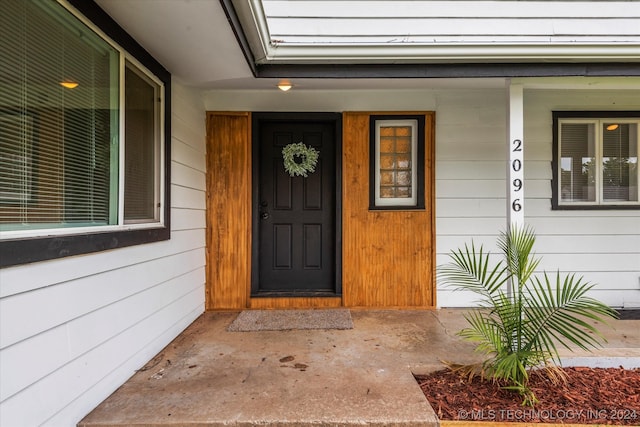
<box><xmin>258</xmin><ymin>44</ymin><xmax>640</xmax><ymax>64</ymax></box>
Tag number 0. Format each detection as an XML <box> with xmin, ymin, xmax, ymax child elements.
<box><xmin>512</xmin><ymin>159</ymin><xmax>522</xmax><ymax>172</ymax></box>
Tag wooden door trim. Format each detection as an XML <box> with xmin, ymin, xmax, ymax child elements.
<box><xmin>250</xmin><ymin>112</ymin><xmax>343</xmax><ymax>298</ymax></box>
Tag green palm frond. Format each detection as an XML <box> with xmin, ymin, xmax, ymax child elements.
<box><xmin>437</xmin><ymin>242</ymin><xmax>510</xmax><ymax>305</ymax></box>
<box><xmin>523</xmin><ymin>273</ymin><xmax>616</xmax><ymax>355</ymax></box>
<box><xmin>439</xmin><ymin>224</ymin><xmax>617</xmax><ymax>406</ymax></box>
<box><xmin>491</xmin><ymin>351</ymin><xmax>531</xmax><ymax>385</ymax></box>
<box><xmin>497</xmin><ymin>224</ymin><xmax>540</xmax><ymax>288</ymax></box>
<box><xmin>459</xmin><ymin>310</ymin><xmax>508</xmax><ymax>355</ymax></box>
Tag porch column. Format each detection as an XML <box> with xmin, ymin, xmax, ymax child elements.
<box><xmin>506</xmin><ymin>80</ymin><xmax>524</xmax><ymax>228</ymax></box>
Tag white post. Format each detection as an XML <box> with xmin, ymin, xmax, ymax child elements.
<box><xmin>506</xmin><ymin>80</ymin><xmax>524</xmax><ymax>297</ymax></box>
<box><xmin>507</xmin><ymin>81</ymin><xmax>524</xmax><ymax>228</ymax></box>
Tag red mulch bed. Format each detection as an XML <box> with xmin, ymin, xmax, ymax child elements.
<box><xmin>415</xmin><ymin>367</ymin><xmax>640</xmax><ymax>425</ymax></box>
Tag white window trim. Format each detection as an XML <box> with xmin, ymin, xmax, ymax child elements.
<box><xmin>558</xmin><ymin>117</ymin><xmax>640</xmax><ymax>207</ymax></box>
<box><xmin>121</xmin><ymin>56</ymin><xmax>166</xmax><ymax>226</ymax></box>
<box><xmin>0</xmin><ymin>0</ymin><xmax>166</xmax><ymax>241</ymax></box>
<box><xmin>374</xmin><ymin>119</ymin><xmax>418</xmax><ymax>207</ymax></box>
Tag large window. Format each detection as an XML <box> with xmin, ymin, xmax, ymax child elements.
<box><xmin>0</xmin><ymin>0</ymin><xmax>170</xmax><ymax>266</ymax></box>
<box><xmin>553</xmin><ymin>112</ymin><xmax>639</xmax><ymax>209</ymax></box>
<box><xmin>369</xmin><ymin>115</ymin><xmax>425</xmax><ymax>209</ymax></box>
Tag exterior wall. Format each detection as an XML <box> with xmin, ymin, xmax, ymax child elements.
<box><xmin>204</xmin><ymin>86</ymin><xmax>640</xmax><ymax>309</ymax></box>
<box><xmin>425</xmin><ymin>88</ymin><xmax>640</xmax><ymax>308</ymax></box>
<box><xmin>0</xmin><ymin>82</ymin><xmax>207</xmax><ymax>426</ymax></box>
<box><xmin>434</xmin><ymin>89</ymin><xmax>510</xmax><ymax>306</ymax></box>
<box><xmin>524</xmin><ymin>89</ymin><xmax>640</xmax><ymax>309</ymax></box>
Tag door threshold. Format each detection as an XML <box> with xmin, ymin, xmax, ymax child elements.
<box><xmin>252</xmin><ymin>291</ymin><xmax>341</xmax><ymax>298</ymax></box>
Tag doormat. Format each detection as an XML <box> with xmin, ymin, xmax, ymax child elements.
<box><xmin>227</xmin><ymin>309</ymin><xmax>353</xmax><ymax>332</ymax></box>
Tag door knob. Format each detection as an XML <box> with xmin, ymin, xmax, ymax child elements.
<box><xmin>261</xmin><ymin>211</ymin><xmax>270</xmax><ymax>220</ymax></box>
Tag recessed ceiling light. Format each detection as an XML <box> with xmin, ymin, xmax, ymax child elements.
<box><xmin>60</xmin><ymin>81</ymin><xmax>79</xmax><ymax>89</ymax></box>
<box><xmin>277</xmin><ymin>80</ymin><xmax>292</xmax><ymax>91</ymax></box>
<box><xmin>606</xmin><ymin>124</ymin><xmax>619</xmax><ymax>131</ymax></box>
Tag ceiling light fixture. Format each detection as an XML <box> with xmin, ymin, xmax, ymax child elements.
<box><xmin>606</xmin><ymin>124</ymin><xmax>619</xmax><ymax>131</ymax></box>
<box><xmin>277</xmin><ymin>80</ymin><xmax>292</xmax><ymax>92</ymax></box>
<box><xmin>60</xmin><ymin>81</ymin><xmax>79</xmax><ymax>89</ymax></box>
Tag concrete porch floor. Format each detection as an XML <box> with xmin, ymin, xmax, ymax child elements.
<box><xmin>79</xmin><ymin>309</ymin><xmax>640</xmax><ymax>427</ymax></box>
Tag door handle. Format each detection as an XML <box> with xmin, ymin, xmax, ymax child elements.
<box><xmin>260</xmin><ymin>211</ymin><xmax>270</xmax><ymax>220</ymax></box>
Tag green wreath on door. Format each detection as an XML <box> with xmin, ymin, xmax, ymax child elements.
<box><xmin>282</xmin><ymin>142</ymin><xmax>319</xmax><ymax>177</ymax></box>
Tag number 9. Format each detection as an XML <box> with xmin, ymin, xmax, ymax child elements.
<box><xmin>513</xmin><ymin>179</ymin><xmax>522</xmax><ymax>191</ymax></box>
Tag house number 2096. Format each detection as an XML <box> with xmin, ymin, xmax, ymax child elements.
<box><xmin>511</xmin><ymin>139</ymin><xmax>523</xmax><ymax>213</ymax></box>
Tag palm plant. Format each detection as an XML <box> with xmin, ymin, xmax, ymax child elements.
<box><xmin>438</xmin><ymin>224</ymin><xmax>617</xmax><ymax>405</ymax></box>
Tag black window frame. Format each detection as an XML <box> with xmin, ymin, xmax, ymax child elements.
<box><xmin>552</xmin><ymin>110</ymin><xmax>639</xmax><ymax>211</ymax></box>
<box><xmin>0</xmin><ymin>0</ymin><xmax>171</xmax><ymax>267</ymax></box>
<box><xmin>369</xmin><ymin>114</ymin><xmax>426</xmax><ymax>210</ymax></box>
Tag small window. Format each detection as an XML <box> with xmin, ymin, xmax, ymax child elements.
<box><xmin>553</xmin><ymin>112</ymin><xmax>639</xmax><ymax>209</ymax></box>
<box><xmin>124</xmin><ymin>61</ymin><xmax>162</xmax><ymax>224</ymax></box>
<box><xmin>369</xmin><ymin>115</ymin><xmax>425</xmax><ymax>209</ymax></box>
<box><xmin>0</xmin><ymin>0</ymin><xmax>170</xmax><ymax>266</ymax></box>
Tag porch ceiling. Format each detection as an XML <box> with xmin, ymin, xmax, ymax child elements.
<box><xmin>93</xmin><ymin>0</ymin><xmax>640</xmax><ymax>91</ymax></box>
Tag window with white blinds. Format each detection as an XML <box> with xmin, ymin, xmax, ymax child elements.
<box><xmin>555</xmin><ymin>114</ymin><xmax>639</xmax><ymax>208</ymax></box>
<box><xmin>0</xmin><ymin>0</ymin><xmax>164</xmax><ymax>237</ymax></box>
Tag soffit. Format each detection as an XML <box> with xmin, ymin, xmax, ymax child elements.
<box><xmin>93</xmin><ymin>0</ymin><xmax>640</xmax><ymax>90</ymax></box>
<box><xmin>235</xmin><ymin>0</ymin><xmax>640</xmax><ymax>64</ymax></box>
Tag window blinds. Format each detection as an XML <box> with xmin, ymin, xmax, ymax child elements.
<box><xmin>0</xmin><ymin>0</ymin><xmax>119</xmax><ymax>231</ymax></box>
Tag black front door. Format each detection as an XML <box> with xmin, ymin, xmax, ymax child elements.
<box><xmin>252</xmin><ymin>114</ymin><xmax>339</xmax><ymax>295</ymax></box>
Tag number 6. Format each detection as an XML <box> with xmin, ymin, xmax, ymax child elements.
<box><xmin>512</xmin><ymin>199</ymin><xmax>522</xmax><ymax>212</ymax></box>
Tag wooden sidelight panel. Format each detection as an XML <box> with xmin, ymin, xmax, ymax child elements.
<box><xmin>206</xmin><ymin>112</ymin><xmax>252</xmax><ymax>309</ymax></box>
<box><xmin>342</xmin><ymin>112</ymin><xmax>436</xmax><ymax>308</ymax></box>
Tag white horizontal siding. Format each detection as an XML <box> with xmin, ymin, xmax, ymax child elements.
<box><xmin>439</xmin><ymin>287</ymin><xmax>640</xmax><ymax>309</ymax></box>
<box><xmin>435</xmin><ymin>89</ymin><xmax>509</xmax><ymax>297</ymax></box>
<box><xmin>0</xmin><ymin>249</ymin><xmax>204</xmax><ymax>350</ymax></box>
<box><xmin>437</xmin><ymin>160</ymin><xmax>550</xmax><ymax>180</ymax></box>
<box><xmin>437</xmin><ymin>179</ymin><xmax>550</xmax><ymax>199</ymax></box>
<box><xmin>264</xmin><ymin>1</ymin><xmax>640</xmax><ymax>18</ymax></box>
<box><xmin>521</xmin><ymin>89</ymin><xmax>640</xmax><ymax>309</ymax></box>
<box><xmin>268</xmin><ymin>18</ymin><xmax>640</xmax><ymax>39</ymax></box>
<box><xmin>437</xmin><ymin>88</ymin><xmax>640</xmax><ymax>308</ymax></box>
<box><xmin>263</xmin><ymin>1</ymin><xmax>640</xmax><ymax>44</ymax></box>
<box><xmin>1</xmin><ymin>265</ymin><xmax>204</xmax><ymax>402</ymax></box>
<box><xmin>173</xmin><ymin>136</ymin><xmax>206</xmax><ymax>172</ymax></box>
<box><xmin>437</xmin><ymin>140</ymin><xmax>550</xmax><ymax>161</ymax></box>
<box><xmin>436</xmin><ymin>252</ymin><xmax>639</xmax><ymax>273</ymax></box>
<box><xmin>439</xmin><ymin>233</ymin><xmax>640</xmax><ymax>254</ymax></box>
<box><xmin>205</xmin><ymin>89</ymin><xmax>438</xmax><ymax>112</ymax></box>
<box><xmin>0</xmin><ymin>82</ymin><xmax>207</xmax><ymax>426</ymax></box>
<box><xmin>0</xmin><ymin>228</ymin><xmax>204</xmax><ymax>299</ymax></box>
<box><xmin>2</xmin><ymin>289</ymin><xmax>203</xmax><ymax>427</ymax></box>
<box><xmin>171</xmin><ymin>207</ymin><xmax>206</xmax><ymax>231</ymax></box>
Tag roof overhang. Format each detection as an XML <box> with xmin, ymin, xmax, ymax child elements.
<box><xmin>226</xmin><ymin>0</ymin><xmax>640</xmax><ymax>79</ymax></box>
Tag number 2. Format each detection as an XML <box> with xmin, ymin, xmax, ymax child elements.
<box><xmin>512</xmin><ymin>139</ymin><xmax>522</xmax><ymax>152</ymax></box>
